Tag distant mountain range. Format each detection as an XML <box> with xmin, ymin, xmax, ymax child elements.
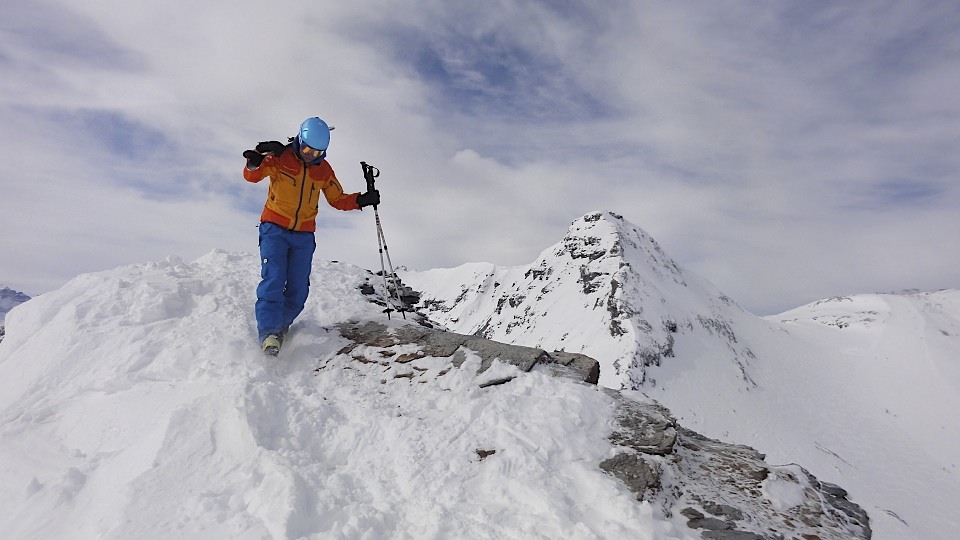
<box><xmin>0</xmin><ymin>286</ymin><xmax>31</xmax><ymax>324</ymax></box>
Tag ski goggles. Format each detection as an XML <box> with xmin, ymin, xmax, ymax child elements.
<box><xmin>300</xmin><ymin>144</ymin><xmax>326</xmax><ymax>159</ymax></box>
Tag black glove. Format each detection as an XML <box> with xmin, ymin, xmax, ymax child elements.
<box><xmin>255</xmin><ymin>141</ymin><xmax>287</xmax><ymax>156</ymax></box>
<box><xmin>356</xmin><ymin>189</ymin><xmax>380</xmax><ymax>209</ymax></box>
<box><xmin>243</xmin><ymin>150</ymin><xmax>264</xmax><ymax>168</ymax></box>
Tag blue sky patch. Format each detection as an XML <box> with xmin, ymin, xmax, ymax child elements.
<box><xmin>52</xmin><ymin>108</ymin><xmax>176</xmax><ymax>161</ymax></box>
<box><xmin>409</xmin><ymin>33</ymin><xmax>607</xmax><ymax>122</ymax></box>
<box><xmin>844</xmin><ymin>179</ymin><xmax>945</xmax><ymax>211</ymax></box>
<box><xmin>872</xmin><ymin>180</ymin><xmax>943</xmax><ymax>206</ymax></box>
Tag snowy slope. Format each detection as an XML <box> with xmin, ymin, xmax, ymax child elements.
<box><xmin>648</xmin><ymin>290</ymin><xmax>960</xmax><ymax>540</ymax></box>
<box><xmin>1</xmin><ymin>216</ymin><xmax>954</xmax><ymax>539</ymax></box>
<box><xmin>402</xmin><ymin>212</ymin><xmax>960</xmax><ymax>540</ymax></box>
<box><xmin>0</xmin><ymin>251</ymin><xmax>702</xmax><ymax>539</ymax></box>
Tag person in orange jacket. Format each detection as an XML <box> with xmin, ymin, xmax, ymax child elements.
<box><xmin>243</xmin><ymin>117</ymin><xmax>379</xmax><ymax>355</ymax></box>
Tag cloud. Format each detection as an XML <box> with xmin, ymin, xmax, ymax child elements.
<box><xmin>0</xmin><ymin>1</ymin><xmax>143</xmax><ymax>72</ymax></box>
<box><xmin>1</xmin><ymin>0</ymin><xmax>958</xmax><ymax>315</ymax></box>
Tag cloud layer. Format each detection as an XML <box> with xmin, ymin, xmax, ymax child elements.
<box><xmin>2</xmin><ymin>0</ymin><xmax>958</xmax><ymax>314</ymax></box>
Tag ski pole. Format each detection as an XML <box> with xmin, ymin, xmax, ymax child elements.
<box><xmin>361</xmin><ymin>161</ymin><xmax>406</xmax><ymax>319</ymax></box>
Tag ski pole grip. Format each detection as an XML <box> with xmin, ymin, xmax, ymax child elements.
<box><xmin>360</xmin><ymin>161</ymin><xmax>379</xmax><ymax>193</ymax></box>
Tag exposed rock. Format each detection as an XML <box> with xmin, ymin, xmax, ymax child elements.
<box><xmin>703</xmin><ymin>501</ymin><xmax>745</xmax><ymax>521</ymax></box>
<box><xmin>336</xmin><ymin>320</ymin><xmax>599</xmax><ymax>385</ymax></box>
<box><xmin>593</xmin><ymin>391</ymin><xmax>868</xmax><ymax>538</ymax></box>
<box><xmin>599</xmin><ymin>453</ymin><xmax>661</xmax><ymax>499</ymax></box>
<box><xmin>550</xmin><ymin>351</ymin><xmax>600</xmax><ymax>385</ymax></box>
<box><xmin>605</xmin><ymin>411</ymin><xmax>871</xmax><ymax>540</ymax></box>
<box><xmin>477</xmin><ymin>376</ymin><xmax>516</xmax><ymax>388</ymax></box>
<box><xmin>820</xmin><ymin>482</ymin><xmax>847</xmax><ymax>498</ymax></box>
<box><xmin>604</xmin><ymin>390</ymin><xmax>677</xmax><ymax>455</ymax></box>
<box><xmin>689</xmin><ymin>516</ymin><xmax>734</xmax><ymax>531</ymax></box>
<box><xmin>334</xmin><ymin>319</ymin><xmax>870</xmax><ymax>540</ymax></box>
<box><xmin>476</xmin><ymin>449</ymin><xmax>496</xmax><ymax>461</ymax></box>
<box><xmin>701</xmin><ymin>531</ymin><xmax>765</xmax><ymax>540</ymax></box>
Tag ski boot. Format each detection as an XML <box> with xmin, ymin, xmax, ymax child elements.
<box><xmin>261</xmin><ymin>334</ymin><xmax>282</xmax><ymax>357</ymax></box>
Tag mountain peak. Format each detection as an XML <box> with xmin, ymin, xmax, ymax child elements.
<box><xmin>405</xmin><ymin>211</ymin><xmax>754</xmax><ymax>390</ymax></box>
<box><xmin>557</xmin><ymin>211</ymin><xmax>685</xmax><ymax>286</ymax></box>
<box><xmin>559</xmin><ymin>212</ymin><xmax>629</xmax><ymax>261</ymax></box>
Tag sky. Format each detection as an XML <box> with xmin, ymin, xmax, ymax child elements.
<box><xmin>1</xmin><ymin>0</ymin><xmax>958</xmax><ymax>315</ymax></box>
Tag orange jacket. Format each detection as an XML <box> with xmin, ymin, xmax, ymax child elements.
<box><xmin>244</xmin><ymin>147</ymin><xmax>360</xmax><ymax>232</ymax></box>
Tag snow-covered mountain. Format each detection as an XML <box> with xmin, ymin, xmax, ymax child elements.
<box><xmin>402</xmin><ymin>211</ymin><xmax>759</xmax><ymax>391</ymax></box>
<box><xmin>0</xmin><ymin>285</ymin><xmax>31</xmax><ymax>323</ymax></box>
<box><xmin>403</xmin><ymin>211</ymin><xmax>960</xmax><ymax>540</ymax></box>
<box><xmin>0</xmin><ymin>250</ymin><xmax>872</xmax><ymax>540</ymax></box>
<box><xmin>0</xmin><ymin>211</ymin><xmax>955</xmax><ymax>539</ymax></box>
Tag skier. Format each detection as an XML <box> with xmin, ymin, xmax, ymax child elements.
<box><xmin>243</xmin><ymin>117</ymin><xmax>380</xmax><ymax>356</ymax></box>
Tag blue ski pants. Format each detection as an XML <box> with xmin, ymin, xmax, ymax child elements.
<box><xmin>255</xmin><ymin>222</ymin><xmax>316</xmax><ymax>343</ymax></box>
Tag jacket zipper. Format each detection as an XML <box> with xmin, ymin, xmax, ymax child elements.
<box><xmin>290</xmin><ymin>167</ymin><xmax>309</xmax><ymax>230</ymax></box>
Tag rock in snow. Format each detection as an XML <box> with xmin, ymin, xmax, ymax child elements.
<box><xmin>334</xmin><ymin>320</ymin><xmax>870</xmax><ymax>539</ymax></box>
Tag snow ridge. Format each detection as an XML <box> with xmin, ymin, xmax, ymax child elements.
<box><xmin>0</xmin><ymin>251</ymin><xmax>692</xmax><ymax>539</ymax></box>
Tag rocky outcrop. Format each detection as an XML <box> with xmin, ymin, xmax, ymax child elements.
<box><xmin>603</xmin><ymin>396</ymin><xmax>871</xmax><ymax>539</ymax></box>
<box><xmin>336</xmin><ymin>320</ymin><xmax>600</xmax><ymax>385</ymax></box>
<box><xmin>334</xmin><ymin>320</ymin><xmax>870</xmax><ymax>539</ymax></box>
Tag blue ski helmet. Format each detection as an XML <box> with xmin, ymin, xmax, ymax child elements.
<box><xmin>298</xmin><ymin>117</ymin><xmax>331</xmax><ymax>151</ymax></box>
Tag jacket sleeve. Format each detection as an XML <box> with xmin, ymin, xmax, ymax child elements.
<box><xmin>323</xmin><ymin>171</ymin><xmax>361</xmax><ymax>211</ymax></box>
<box><xmin>243</xmin><ymin>155</ymin><xmax>277</xmax><ymax>183</ymax></box>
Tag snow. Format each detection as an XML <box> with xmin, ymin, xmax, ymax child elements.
<box><xmin>401</xmin><ymin>213</ymin><xmax>960</xmax><ymax>540</ymax></box>
<box><xmin>2</xmin><ymin>211</ymin><xmax>958</xmax><ymax>539</ymax></box>
<box><xmin>692</xmin><ymin>292</ymin><xmax>960</xmax><ymax>540</ymax></box>
<box><xmin>401</xmin><ymin>213</ymin><xmax>743</xmax><ymax>391</ymax></box>
<box><xmin>760</xmin><ymin>466</ymin><xmax>808</xmax><ymax>511</ymax></box>
<box><xmin>0</xmin><ymin>251</ymin><xmax>693</xmax><ymax>539</ymax></box>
